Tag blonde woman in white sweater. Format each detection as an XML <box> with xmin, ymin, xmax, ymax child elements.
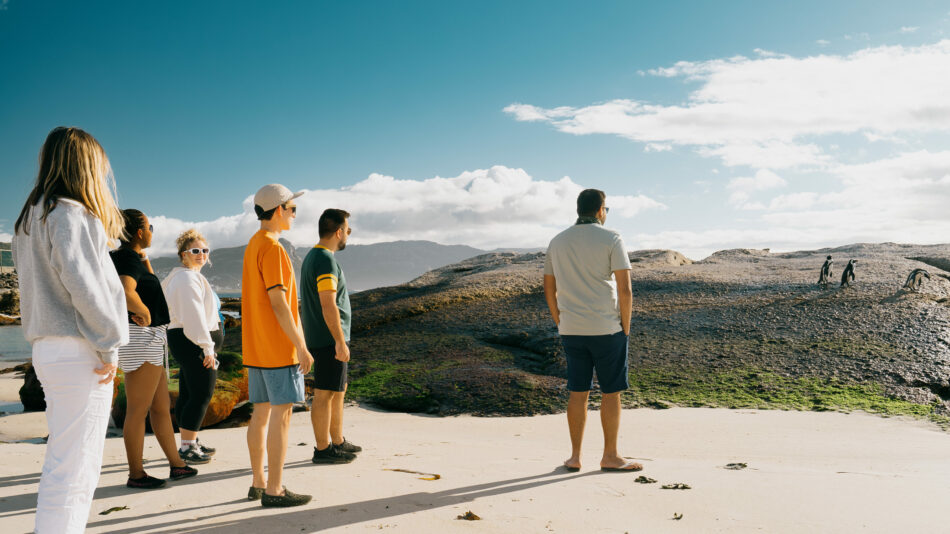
<box><xmin>13</xmin><ymin>127</ymin><xmax>127</xmax><ymax>534</ymax></box>
<box><xmin>162</xmin><ymin>229</ymin><xmax>222</xmax><ymax>464</ymax></box>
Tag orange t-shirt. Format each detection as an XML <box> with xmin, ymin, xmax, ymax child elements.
<box><xmin>241</xmin><ymin>230</ymin><xmax>299</xmax><ymax>368</ymax></box>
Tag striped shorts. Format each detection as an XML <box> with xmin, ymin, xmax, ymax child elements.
<box><xmin>118</xmin><ymin>324</ymin><xmax>168</xmax><ymax>373</ymax></box>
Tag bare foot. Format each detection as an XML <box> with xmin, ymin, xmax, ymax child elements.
<box><xmin>600</xmin><ymin>455</ymin><xmax>643</xmax><ymax>471</ymax></box>
<box><xmin>563</xmin><ymin>456</ymin><xmax>581</xmax><ymax>471</ymax></box>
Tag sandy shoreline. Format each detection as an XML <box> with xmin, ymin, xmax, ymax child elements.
<box><xmin>1</xmin><ymin>405</ymin><xmax>948</xmax><ymax>533</ymax></box>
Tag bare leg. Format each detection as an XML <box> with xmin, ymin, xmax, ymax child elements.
<box><xmin>310</xmin><ymin>389</ymin><xmax>334</xmax><ymax>450</ymax></box>
<box><xmin>329</xmin><ymin>388</ymin><xmax>345</xmax><ymax>446</ymax></box>
<box><xmin>180</xmin><ymin>428</ymin><xmax>198</xmax><ymax>442</ymax></box>
<box><xmin>599</xmin><ymin>392</ymin><xmax>641</xmax><ymax>470</ymax></box>
<box><xmin>148</xmin><ymin>371</ymin><xmax>186</xmax><ymax>468</ymax></box>
<box><xmin>123</xmin><ymin>363</ymin><xmax>163</xmax><ymax>478</ymax></box>
<box><xmin>265</xmin><ymin>403</ymin><xmax>293</xmax><ymax>496</ymax></box>
<box><xmin>247</xmin><ymin>402</ymin><xmax>271</xmax><ymax>490</ymax></box>
<box><xmin>564</xmin><ymin>391</ymin><xmax>589</xmax><ymax>470</ymax></box>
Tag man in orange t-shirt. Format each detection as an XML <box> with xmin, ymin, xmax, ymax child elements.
<box><xmin>241</xmin><ymin>183</ymin><xmax>314</xmax><ymax>508</ymax></box>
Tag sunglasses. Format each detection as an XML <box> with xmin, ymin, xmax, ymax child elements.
<box><xmin>187</xmin><ymin>248</ymin><xmax>210</xmax><ymax>255</ymax></box>
<box><xmin>148</xmin><ymin>224</ymin><xmax>154</xmax><ymax>232</ymax></box>
<box><xmin>282</xmin><ymin>204</ymin><xmax>297</xmax><ymax>215</ymax></box>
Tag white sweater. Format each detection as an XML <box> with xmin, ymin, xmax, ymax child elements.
<box><xmin>161</xmin><ymin>267</ymin><xmax>220</xmax><ymax>356</ymax></box>
<box><xmin>13</xmin><ymin>198</ymin><xmax>128</xmax><ymax>364</ymax></box>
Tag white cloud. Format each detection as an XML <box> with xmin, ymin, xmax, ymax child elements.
<box><xmin>727</xmin><ymin>169</ymin><xmax>787</xmax><ymax>208</ymax></box>
<box><xmin>644</xmin><ymin>143</ymin><xmax>672</xmax><ymax>152</ymax></box>
<box><xmin>145</xmin><ymin>166</ymin><xmax>665</xmax><ymax>256</ymax></box>
<box><xmin>901</xmin><ymin>26</ymin><xmax>919</xmax><ymax>34</ymax></box>
<box><xmin>727</xmin><ymin>169</ymin><xmax>787</xmax><ymax>192</ymax></box>
<box><xmin>0</xmin><ymin>232</ymin><xmax>11</xmax><ymax>242</ymax></box>
<box><xmin>816</xmin><ymin>39</ymin><xmax>831</xmax><ymax>47</ymax></box>
<box><xmin>628</xmin><ymin>149</ymin><xmax>950</xmax><ymax>259</ymax></box>
<box><xmin>505</xmin><ymin>40</ymin><xmax>950</xmax><ymax>170</ymax></box>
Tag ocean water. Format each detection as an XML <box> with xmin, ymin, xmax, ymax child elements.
<box><xmin>0</xmin><ymin>325</ymin><xmax>31</xmax><ymax>362</ymax></box>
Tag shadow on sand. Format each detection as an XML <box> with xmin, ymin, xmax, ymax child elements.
<box><xmin>86</xmin><ymin>466</ymin><xmax>599</xmax><ymax>533</ymax></box>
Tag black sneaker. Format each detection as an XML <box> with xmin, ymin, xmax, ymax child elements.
<box><xmin>247</xmin><ymin>486</ymin><xmax>266</xmax><ymax>501</ymax></box>
<box><xmin>196</xmin><ymin>438</ymin><xmax>216</xmax><ymax>456</ymax></box>
<box><xmin>127</xmin><ymin>474</ymin><xmax>166</xmax><ymax>489</ymax></box>
<box><xmin>169</xmin><ymin>465</ymin><xmax>198</xmax><ymax>480</ymax></box>
<box><xmin>335</xmin><ymin>438</ymin><xmax>362</xmax><ymax>453</ymax></box>
<box><xmin>179</xmin><ymin>445</ymin><xmax>212</xmax><ymax>465</ymax></box>
<box><xmin>312</xmin><ymin>444</ymin><xmax>356</xmax><ymax>464</ymax></box>
<box><xmin>261</xmin><ymin>488</ymin><xmax>312</xmax><ymax>508</ymax></box>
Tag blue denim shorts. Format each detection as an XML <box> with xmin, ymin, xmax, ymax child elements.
<box><xmin>248</xmin><ymin>366</ymin><xmax>305</xmax><ymax>405</ymax></box>
<box><xmin>560</xmin><ymin>331</ymin><xmax>630</xmax><ymax>393</ymax></box>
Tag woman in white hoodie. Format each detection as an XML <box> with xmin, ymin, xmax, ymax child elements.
<box><xmin>162</xmin><ymin>229</ymin><xmax>222</xmax><ymax>464</ymax></box>
<box><xmin>12</xmin><ymin>127</ymin><xmax>127</xmax><ymax>534</ymax></box>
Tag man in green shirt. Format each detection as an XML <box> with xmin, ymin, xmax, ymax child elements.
<box><xmin>301</xmin><ymin>209</ymin><xmax>361</xmax><ymax>464</ymax></box>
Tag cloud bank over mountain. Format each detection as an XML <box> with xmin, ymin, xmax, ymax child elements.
<box><xmin>505</xmin><ymin>38</ymin><xmax>950</xmax><ymax>258</ymax></box>
<box><xmin>145</xmin><ymin>166</ymin><xmax>665</xmax><ymax>257</ymax></box>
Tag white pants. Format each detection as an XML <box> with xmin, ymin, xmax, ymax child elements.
<box><xmin>32</xmin><ymin>336</ymin><xmax>113</xmax><ymax>534</ymax></box>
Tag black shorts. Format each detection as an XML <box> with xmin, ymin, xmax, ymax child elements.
<box><xmin>311</xmin><ymin>344</ymin><xmax>348</xmax><ymax>392</ymax></box>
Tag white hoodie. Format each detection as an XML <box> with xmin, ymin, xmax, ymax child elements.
<box><xmin>161</xmin><ymin>267</ymin><xmax>220</xmax><ymax>356</ymax></box>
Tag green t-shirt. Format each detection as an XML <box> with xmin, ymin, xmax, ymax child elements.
<box><xmin>301</xmin><ymin>246</ymin><xmax>351</xmax><ymax>348</ymax></box>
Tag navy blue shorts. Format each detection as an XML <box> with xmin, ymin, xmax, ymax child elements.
<box><xmin>560</xmin><ymin>331</ymin><xmax>630</xmax><ymax>394</ymax></box>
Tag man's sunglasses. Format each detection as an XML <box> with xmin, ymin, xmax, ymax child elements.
<box><xmin>282</xmin><ymin>204</ymin><xmax>297</xmax><ymax>215</ymax></box>
<box><xmin>187</xmin><ymin>248</ymin><xmax>210</xmax><ymax>255</ymax></box>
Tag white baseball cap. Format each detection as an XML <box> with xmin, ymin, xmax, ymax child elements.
<box><xmin>254</xmin><ymin>184</ymin><xmax>304</xmax><ymax>212</ymax></box>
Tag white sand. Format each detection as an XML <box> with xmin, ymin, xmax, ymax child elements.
<box><xmin>0</xmin><ymin>406</ymin><xmax>948</xmax><ymax>533</ymax></box>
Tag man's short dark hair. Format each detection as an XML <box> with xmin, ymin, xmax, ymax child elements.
<box><xmin>319</xmin><ymin>208</ymin><xmax>350</xmax><ymax>238</ymax></box>
<box><xmin>577</xmin><ymin>189</ymin><xmax>606</xmax><ymax>217</ymax></box>
<box><xmin>255</xmin><ymin>204</ymin><xmax>277</xmax><ymax>221</ymax></box>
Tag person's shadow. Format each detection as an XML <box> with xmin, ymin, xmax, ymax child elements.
<box><xmin>87</xmin><ymin>466</ymin><xmax>600</xmax><ymax>533</ymax></box>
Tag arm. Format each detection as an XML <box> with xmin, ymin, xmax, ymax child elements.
<box><xmin>267</xmin><ymin>287</ymin><xmax>313</xmax><ymax>373</ymax></box>
<box><xmin>615</xmin><ymin>269</ymin><xmax>632</xmax><ymax>336</ymax></box>
<box><xmin>170</xmin><ymin>273</ymin><xmax>217</xmax><ymax>367</ymax></box>
<box><xmin>543</xmin><ymin>274</ymin><xmax>559</xmax><ymax>326</ymax></box>
<box><xmin>319</xmin><ymin>290</ymin><xmax>350</xmax><ymax>362</ymax></box>
<box><xmin>119</xmin><ymin>275</ymin><xmax>150</xmax><ymax>326</ymax></box>
<box><xmin>48</xmin><ymin>209</ymin><xmax>127</xmax><ymax>365</ymax></box>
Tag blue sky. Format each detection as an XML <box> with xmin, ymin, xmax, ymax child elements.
<box><xmin>3</xmin><ymin>1</ymin><xmax>950</xmax><ymax>258</ymax></box>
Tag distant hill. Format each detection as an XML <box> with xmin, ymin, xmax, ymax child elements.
<box><xmin>150</xmin><ymin>238</ymin><xmax>298</xmax><ymax>292</ymax></box>
<box><xmin>150</xmin><ymin>239</ymin><xmax>486</xmax><ymax>292</ymax></box>
<box><xmin>316</xmin><ymin>240</ymin><xmax>486</xmax><ymax>292</ymax></box>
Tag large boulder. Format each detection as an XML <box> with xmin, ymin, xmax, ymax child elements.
<box><xmin>19</xmin><ymin>363</ymin><xmax>45</xmax><ymax>411</ymax></box>
<box><xmin>168</xmin><ymin>369</ymin><xmax>249</xmax><ymax>428</ymax></box>
<box><xmin>111</xmin><ymin>368</ymin><xmax>249</xmax><ymax>429</ymax></box>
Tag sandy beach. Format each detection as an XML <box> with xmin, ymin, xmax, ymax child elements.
<box><xmin>1</xmin><ymin>395</ymin><xmax>948</xmax><ymax>533</ymax></box>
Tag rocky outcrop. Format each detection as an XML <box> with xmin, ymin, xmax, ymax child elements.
<box><xmin>337</xmin><ymin>243</ymin><xmax>950</xmax><ymax>416</ymax></box>
<box><xmin>168</xmin><ymin>369</ymin><xmax>249</xmax><ymax>428</ymax></box>
<box><xmin>19</xmin><ymin>364</ymin><xmax>45</xmax><ymax>411</ymax></box>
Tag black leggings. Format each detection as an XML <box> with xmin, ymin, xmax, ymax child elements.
<box><xmin>168</xmin><ymin>328</ymin><xmax>222</xmax><ymax>432</ymax></box>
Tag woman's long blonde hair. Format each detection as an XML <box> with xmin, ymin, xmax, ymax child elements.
<box><xmin>14</xmin><ymin>127</ymin><xmax>125</xmax><ymax>241</ymax></box>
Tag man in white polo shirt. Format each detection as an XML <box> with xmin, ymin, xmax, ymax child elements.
<box><xmin>543</xmin><ymin>188</ymin><xmax>640</xmax><ymax>473</ymax></box>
